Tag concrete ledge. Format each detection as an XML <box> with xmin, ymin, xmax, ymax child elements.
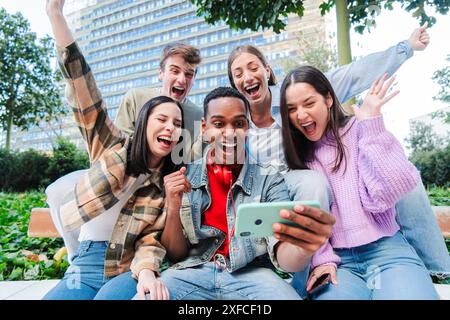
<box><xmin>0</xmin><ymin>280</ymin><xmax>448</xmax><ymax>300</ymax></box>
<box><xmin>0</xmin><ymin>280</ymin><xmax>59</xmax><ymax>300</ymax></box>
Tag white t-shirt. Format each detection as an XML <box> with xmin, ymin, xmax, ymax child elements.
<box><xmin>78</xmin><ymin>173</ymin><xmax>149</xmax><ymax>242</ymax></box>
<box><xmin>247</xmin><ymin>120</ymin><xmax>287</xmax><ymax>173</ymax></box>
<box><xmin>247</xmin><ymin>84</ymin><xmax>287</xmax><ymax>174</ymax></box>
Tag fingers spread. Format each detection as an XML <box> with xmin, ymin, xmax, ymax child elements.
<box><xmin>375</xmin><ymin>73</ymin><xmax>388</xmax><ymax>94</ymax></box>
<box><xmin>379</xmin><ymin>75</ymin><xmax>396</xmax><ymax>98</ymax></box>
<box><xmin>382</xmin><ymin>90</ymin><xmax>400</xmax><ymax>105</ymax></box>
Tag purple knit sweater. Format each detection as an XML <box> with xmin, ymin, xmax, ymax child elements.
<box><xmin>309</xmin><ymin>115</ymin><xmax>420</xmax><ymax>268</ymax></box>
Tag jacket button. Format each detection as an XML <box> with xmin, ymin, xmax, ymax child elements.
<box><xmin>110</xmin><ymin>243</ymin><xmax>116</xmax><ymax>249</ymax></box>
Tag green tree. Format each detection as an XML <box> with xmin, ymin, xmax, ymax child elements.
<box><xmin>276</xmin><ymin>29</ymin><xmax>338</xmax><ymax>74</ymax></box>
<box><xmin>405</xmin><ymin>119</ymin><xmax>449</xmax><ymax>187</ymax></box>
<box><xmin>190</xmin><ymin>1</ymin><xmax>449</xmax><ymax>65</ymax></box>
<box><xmin>0</xmin><ymin>8</ymin><xmax>65</xmax><ymax>151</ymax></box>
<box><xmin>191</xmin><ymin>1</ymin><xmax>447</xmax><ymax>113</ymax></box>
<box><xmin>405</xmin><ymin>121</ymin><xmax>442</xmax><ymax>153</ymax></box>
<box><xmin>431</xmin><ymin>54</ymin><xmax>450</xmax><ymax>124</ymax></box>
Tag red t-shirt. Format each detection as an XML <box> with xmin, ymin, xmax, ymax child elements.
<box><xmin>202</xmin><ymin>164</ymin><xmax>242</xmax><ymax>258</ymax></box>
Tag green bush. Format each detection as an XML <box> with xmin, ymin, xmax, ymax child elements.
<box><xmin>411</xmin><ymin>145</ymin><xmax>450</xmax><ymax>188</ymax></box>
<box><xmin>0</xmin><ymin>148</ymin><xmax>16</xmax><ymax>189</ymax></box>
<box><xmin>0</xmin><ymin>191</ymin><xmax>68</xmax><ymax>281</ymax></box>
<box><xmin>428</xmin><ymin>186</ymin><xmax>450</xmax><ymax>206</ymax></box>
<box><xmin>7</xmin><ymin>150</ymin><xmax>50</xmax><ymax>192</ymax></box>
<box><xmin>46</xmin><ymin>137</ymin><xmax>89</xmax><ymax>184</ymax></box>
<box><xmin>0</xmin><ymin>138</ymin><xmax>89</xmax><ymax>192</ymax></box>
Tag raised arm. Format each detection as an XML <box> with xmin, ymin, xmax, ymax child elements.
<box><xmin>46</xmin><ymin>0</ymin><xmax>73</xmax><ymax>47</ymax></box>
<box><xmin>46</xmin><ymin>0</ymin><xmax>125</xmax><ymax>163</ymax></box>
<box><xmin>325</xmin><ymin>24</ymin><xmax>429</xmax><ymax>104</ymax></box>
<box><xmin>354</xmin><ymin>76</ymin><xmax>420</xmax><ymax>213</ymax></box>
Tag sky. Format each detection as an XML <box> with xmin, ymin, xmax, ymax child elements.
<box><xmin>1</xmin><ymin>0</ymin><xmax>449</xmax><ymax>150</ymax></box>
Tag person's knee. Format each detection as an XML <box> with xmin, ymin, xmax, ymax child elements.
<box><xmin>284</xmin><ymin>169</ymin><xmax>332</xmax><ymax>210</ymax></box>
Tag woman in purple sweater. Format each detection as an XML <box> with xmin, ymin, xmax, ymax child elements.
<box><xmin>279</xmin><ymin>66</ymin><xmax>439</xmax><ymax>300</ymax></box>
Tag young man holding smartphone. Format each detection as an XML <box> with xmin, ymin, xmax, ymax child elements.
<box><xmin>137</xmin><ymin>87</ymin><xmax>336</xmax><ymax>300</ymax></box>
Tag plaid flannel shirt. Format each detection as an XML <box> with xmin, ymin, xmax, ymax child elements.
<box><xmin>58</xmin><ymin>42</ymin><xmax>167</xmax><ymax>279</ymax></box>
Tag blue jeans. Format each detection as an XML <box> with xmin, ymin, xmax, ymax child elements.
<box><xmin>284</xmin><ymin>170</ymin><xmax>450</xmax><ymax>279</ymax></box>
<box><xmin>310</xmin><ymin>232</ymin><xmax>439</xmax><ymax>300</ymax></box>
<box><xmin>134</xmin><ymin>262</ymin><xmax>300</xmax><ymax>300</ymax></box>
<box><xmin>42</xmin><ymin>241</ymin><xmax>138</xmax><ymax>300</ymax></box>
<box><xmin>395</xmin><ymin>182</ymin><xmax>450</xmax><ymax>278</ymax></box>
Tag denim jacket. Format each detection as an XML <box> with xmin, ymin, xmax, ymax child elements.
<box><xmin>171</xmin><ymin>148</ymin><xmax>290</xmax><ymax>272</ymax></box>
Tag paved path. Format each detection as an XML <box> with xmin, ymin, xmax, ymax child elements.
<box><xmin>0</xmin><ymin>280</ymin><xmax>449</xmax><ymax>300</ymax></box>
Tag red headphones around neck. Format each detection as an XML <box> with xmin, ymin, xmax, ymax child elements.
<box><xmin>211</xmin><ymin>164</ymin><xmax>233</xmax><ymax>186</ymax></box>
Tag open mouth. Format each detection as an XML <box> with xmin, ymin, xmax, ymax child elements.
<box><xmin>157</xmin><ymin>136</ymin><xmax>173</xmax><ymax>148</ymax></box>
<box><xmin>301</xmin><ymin>121</ymin><xmax>316</xmax><ymax>135</ymax></box>
<box><xmin>244</xmin><ymin>83</ymin><xmax>260</xmax><ymax>97</ymax></box>
<box><xmin>220</xmin><ymin>142</ymin><xmax>237</xmax><ymax>149</ymax></box>
<box><xmin>171</xmin><ymin>86</ymin><xmax>185</xmax><ymax>98</ymax></box>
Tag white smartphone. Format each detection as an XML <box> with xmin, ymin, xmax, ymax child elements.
<box><xmin>234</xmin><ymin>201</ymin><xmax>321</xmax><ymax>238</ymax></box>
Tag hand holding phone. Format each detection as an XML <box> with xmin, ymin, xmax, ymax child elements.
<box><xmin>306</xmin><ymin>264</ymin><xmax>337</xmax><ymax>295</ymax></box>
<box><xmin>235</xmin><ymin>201</ymin><xmax>320</xmax><ymax>238</ymax></box>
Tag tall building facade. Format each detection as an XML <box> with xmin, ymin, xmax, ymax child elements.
<box><xmin>9</xmin><ymin>0</ymin><xmax>333</xmax><ymax>151</ymax></box>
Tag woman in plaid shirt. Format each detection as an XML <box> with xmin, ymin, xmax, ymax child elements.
<box><xmin>44</xmin><ymin>0</ymin><xmax>191</xmax><ymax>300</ymax></box>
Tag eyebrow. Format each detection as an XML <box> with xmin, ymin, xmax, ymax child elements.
<box><xmin>155</xmin><ymin>113</ymin><xmax>182</xmax><ymax>121</ymax></box>
<box><xmin>286</xmin><ymin>95</ymin><xmax>315</xmax><ymax>106</ymax></box>
<box><xmin>304</xmin><ymin>96</ymin><xmax>315</xmax><ymax>103</ymax></box>
<box><xmin>209</xmin><ymin>114</ymin><xmax>247</xmax><ymax>120</ymax></box>
<box><xmin>233</xmin><ymin>60</ymin><xmax>258</xmax><ymax>71</ymax></box>
<box><xmin>169</xmin><ymin>64</ymin><xmax>195</xmax><ymax>74</ymax></box>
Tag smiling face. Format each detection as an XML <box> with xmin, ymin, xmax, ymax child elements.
<box><xmin>146</xmin><ymin>102</ymin><xmax>182</xmax><ymax>166</ymax></box>
<box><xmin>159</xmin><ymin>54</ymin><xmax>196</xmax><ymax>102</ymax></box>
<box><xmin>202</xmin><ymin>96</ymin><xmax>249</xmax><ymax>165</ymax></box>
<box><xmin>230</xmin><ymin>52</ymin><xmax>271</xmax><ymax>107</ymax></box>
<box><xmin>285</xmin><ymin>82</ymin><xmax>333</xmax><ymax>142</ymax></box>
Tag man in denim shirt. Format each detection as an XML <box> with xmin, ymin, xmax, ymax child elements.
<box><xmin>134</xmin><ymin>87</ymin><xmax>336</xmax><ymax>300</ymax></box>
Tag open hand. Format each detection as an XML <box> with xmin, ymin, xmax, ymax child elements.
<box><xmin>352</xmin><ymin>74</ymin><xmax>399</xmax><ymax>121</ymax></box>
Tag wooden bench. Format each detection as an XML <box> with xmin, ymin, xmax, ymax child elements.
<box><xmin>28</xmin><ymin>206</ymin><xmax>450</xmax><ymax>239</ymax></box>
<box><xmin>435</xmin><ymin>206</ymin><xmax>450</xmax><ymax>239</ymax></box>
<box><xmin>28</xmin><ymin>208</ymin><xmax>61</xmax><ymax>238</ymax></box>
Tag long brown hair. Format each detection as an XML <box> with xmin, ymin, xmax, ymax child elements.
<box><xmin>126</xmin><ymin>96</ymin><xmax>184</xmax><ymax>178</ymax></box>
<box><xmin>227</xmin><ymin>45</ymin><xmax>277</xmax><ymax>88</ymax></box>
<box><xmin>280</xmin><ymin>66</ymin><xmax>351</xmax><ymax>172</ymax></box>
